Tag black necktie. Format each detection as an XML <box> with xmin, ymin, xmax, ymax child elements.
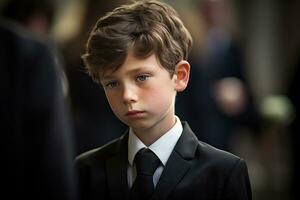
<box><xmin>131</xmin><ymin>148</ymin><xmax>161</xmax><ymax>200</ymax></box>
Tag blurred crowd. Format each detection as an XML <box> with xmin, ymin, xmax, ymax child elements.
<box><xmin>1</xmin><ymin>0</ymin><xmax>299</xmax><ymax>199</ymax></box>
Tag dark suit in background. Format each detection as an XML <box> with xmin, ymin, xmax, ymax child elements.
<box><xmin>75</xmin><ymin>122</ymin><xmax>251</xmax><ymax>200</ymax></box>
<box><xmin>288</xmin><ymin>53</ymin><xmax>300</xmax><ymax>200</ymax></box>
<box><xmin>0</xmin><ymin>21</ymin><xmax>77</xmax><ymax>200</ymax></box>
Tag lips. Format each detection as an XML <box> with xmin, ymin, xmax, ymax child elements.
<box><xmin>125</xmin><ymin>110</ymin><xmax>145</xmax><ymax>116</ymax></box>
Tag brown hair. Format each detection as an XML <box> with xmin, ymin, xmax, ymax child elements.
<box><xmin>82</xmin><ymin>0</ymin><xmax>193</xmax><ymax>82</ymax></box>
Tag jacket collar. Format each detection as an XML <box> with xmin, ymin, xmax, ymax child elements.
<box><xmin>151</xmin><ymin>121</ymin><xmax>199</xmax><ymax>200</ymax></box>
<box><xmin>105</xmin><ymin>121</ymin><xmax>199</xmax><ymax>200</ymax></box>
<box><xmin>105</xmin><ymin>134</ymin><xmax>130</xmax><ymax>200</ymax></box>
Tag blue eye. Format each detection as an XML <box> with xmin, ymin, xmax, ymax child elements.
<box><xmin>136</xmin><ymin>75</ymin><xmax>149</xmax><ymax>82</ymax></box>
<box><xmin>105</xmin><ymin>81</ymin><xmax>118</xmax><ymax>89</ymax></box>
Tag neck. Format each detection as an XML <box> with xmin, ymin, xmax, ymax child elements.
<box><xmin>133</xmin><ymin>115</ymin><xmax>176</xmax><ymax>146</ymax></box>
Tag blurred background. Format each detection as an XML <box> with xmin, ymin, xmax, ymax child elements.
<box><xmin>1</xmin><ymin>0</ymin><xmax>299</xmax><ymax>199</ymax></box>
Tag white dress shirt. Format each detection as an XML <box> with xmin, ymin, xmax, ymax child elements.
<box><xmin>127</xmin><ymin>116</ymin><xmax>183</xmax><ymax>189</ymax></box>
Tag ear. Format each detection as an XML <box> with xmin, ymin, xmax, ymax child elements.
<box><xmin>174</xmin><ymin>60</ymin><xmax>190</xmax><ymax>92</ymax></box>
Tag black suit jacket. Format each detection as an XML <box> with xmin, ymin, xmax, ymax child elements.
<box><xmin>75</xmin><ymin>122</ymin><xmax>252</xmax><ymax>200</ymax></box>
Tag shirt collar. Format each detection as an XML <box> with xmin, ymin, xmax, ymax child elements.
<box><xmin>128</xmin><ymin>116</ymin><xmax>183</xmax><ymax>166</ymax></box>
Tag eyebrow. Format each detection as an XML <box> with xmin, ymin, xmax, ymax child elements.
<box><xmin>101</xmin><ymin>65</ymin><xmax>153</xmax><ymax>81</ymax></box>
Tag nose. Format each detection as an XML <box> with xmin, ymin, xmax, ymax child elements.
<box><xmin>122</xmin><ymin>84</ymin><xmax>138</xmax><ymax>104</ymax></box>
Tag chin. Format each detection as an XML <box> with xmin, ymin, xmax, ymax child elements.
<box><xmin>127</xmin><ymin>120</ymin><xmax>154</xmax><ymax>131</ymax></box>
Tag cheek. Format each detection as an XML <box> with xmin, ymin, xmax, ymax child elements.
<box><xmin>142</xmin><ymin>86</ymin><xmax>175</xmax><ymax>107</ymax></box>
<box><xmin>105</xmin><ymin>93</ymin><xmax>120</xmax><ymax>112</ymax></box>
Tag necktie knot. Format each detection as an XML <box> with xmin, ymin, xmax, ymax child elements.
<box><xmin>134</xmin><ymin>148</ymin><xmax>160</xmax><ymax>176</ymax></box>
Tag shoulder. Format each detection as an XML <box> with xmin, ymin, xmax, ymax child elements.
<box><xmin>188</xmin><ymin>133</ymin><xmax>251</xmax><ymax>198</ymax></box>
<box><xmin>182</xmin><ymin>121</ymin><xmax>247</xmax><ymax>173</ymax></box>
<box><xmin>0</xmin><ymin>21</ymin><xmax>56</xmax><ymax>80</ymax></box>
<box><xmin>197</xmin><ymin>140</ymin><xmax>243</xmax><ymax>165</ymax></box>
<box><xmin>0</xmin><ymin>21</ymin><xmax>49</xmax><ymax>52</ymax></box>
<box><xmin>193</xmin><ymin>139</ymin><xmax>249</xmax><ymax>184</ymax></box>
<box><xmin>194</xmin><ymin>141</ymin><xmax>250</xmax><ymax>191</ymax></box>
<box><xmin>75</xmin><ymin>134</ymin><xmax>126</xmax><ymax>167</ymax></box>
<box><xmin>176</xmin><ymin>122</ymin><xmax>251</xmax><ymax>198</ymax></box>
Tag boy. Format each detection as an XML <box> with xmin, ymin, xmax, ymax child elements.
<box><xmin>75</xmin><ymin>0</ymin><xmax>252</xmax><ymax>200</ymax></box>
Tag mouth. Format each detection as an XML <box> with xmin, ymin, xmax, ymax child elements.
<box><xmin>125</xmin><ymin>110</ymin><xmax>145</xmax><ymax>116</ymax></box>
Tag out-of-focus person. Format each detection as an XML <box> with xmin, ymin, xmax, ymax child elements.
<box><xmin>0</xmin><ymin>20</ymin><xmax>77</xmax><ymax>200</ymax></box>
<box><xmin>1</xmin><ymin>0</ymin><xmax>70</xmax><ymax>98</ymax></box>
<box><xmin>174</xmin><ymin>0</ymin><xmax>259</xmax><ymax>151</ymax></box>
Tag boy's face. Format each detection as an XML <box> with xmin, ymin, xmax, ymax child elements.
<box><xmin>100</xmin><ymin>50</ymin><xmax>178</xmax><ymax>135</ymax></box>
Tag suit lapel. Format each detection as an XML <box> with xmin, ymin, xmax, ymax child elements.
<box><xmin>106</xmin><ymin>133</ymin><xmax>130</xmax><ymax>200</ymax></box>
<box><xmin>152</xmin><ymin>122</ymin><xmax>199</xmax><ymax>200</ymax></box>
